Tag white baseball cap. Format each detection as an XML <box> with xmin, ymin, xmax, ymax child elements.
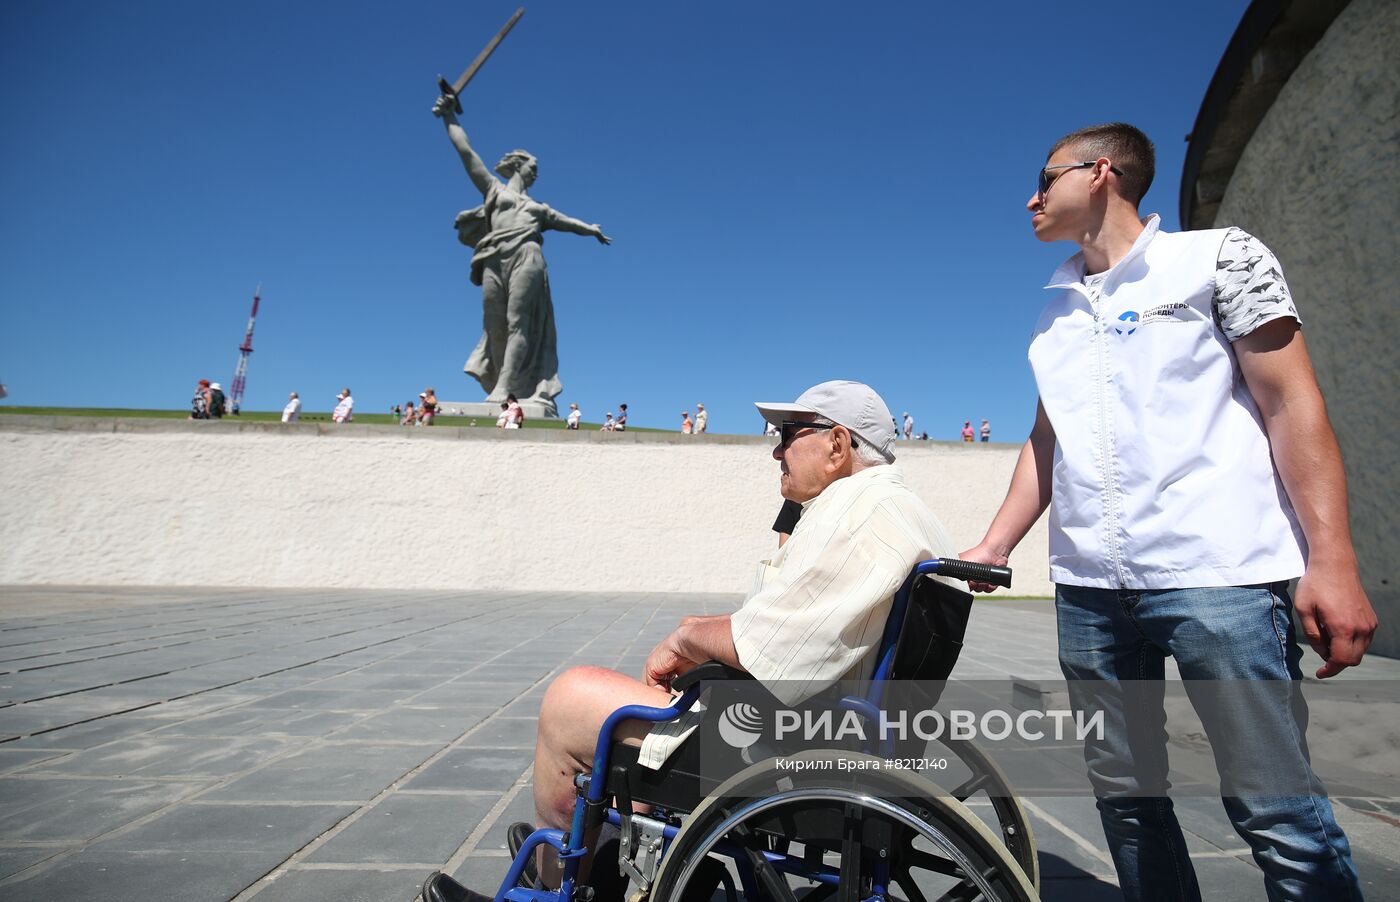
<box><xmin>755</xmin><ymin>380</ymin><xmax>896</xmax><ymax>463</ymax></box>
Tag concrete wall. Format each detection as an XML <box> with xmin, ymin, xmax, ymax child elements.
<box><xmin>0</xmin><ymin>417</ymin><xmax>1053</xmax><ymax>597</ymax></box>
<box><xmin>1212</xmin><ymin>0</ymin><xmax>1399</xmax><ymax>655</ymax></box>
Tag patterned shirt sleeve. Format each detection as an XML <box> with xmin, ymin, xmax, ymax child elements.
<box><xmin>1213</xmin><ymin>227</ymin><xmax>1301</xmax><ymax>341</ymax></box>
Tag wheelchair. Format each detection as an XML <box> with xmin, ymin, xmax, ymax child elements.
<box><xmin>432</xmin><ymin>559</ymin><xmax>1039</xmax><ymax>902</ymax></box>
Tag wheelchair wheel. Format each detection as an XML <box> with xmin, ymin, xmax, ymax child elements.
<box><xmin>937</xmin><ymin>737</ymin><xmax>1038</xmax><ymax>889</ymax></box>
<box><xmin>651</xmin><ymin>750</ymin><xmax>1037</xmax><ymax>902</ymax></box>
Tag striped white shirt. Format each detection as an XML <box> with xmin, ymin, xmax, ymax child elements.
<box><xmin>731</xmin><ymin>464</ymin><xmax>955</xmax><ymax>705</ymax></box>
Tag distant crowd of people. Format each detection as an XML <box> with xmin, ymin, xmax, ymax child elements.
<box><xmin>961</xmin><ymin>418</ymin><xmax>992</xmax><ymax>442</ymax></box>
<box><xmin>191</xmin><ymin>379</ymin><xmax>991</xmax><ymax>443</ymax></box>
<box><xmin>189</xmin><ymin>379</ymin><xmax>228</xmax><ymax>419</ymax></box>
<box><xmin>768</xmin><ymin>410</ymin><xmax>992</xmax><ymax>444</ymax></box>
<box><xmin>898</xmin><ymin>412</ymin><xmax>992</xmax><ymax>443</ymax></box>
<box><xmin>590</xmin><ymin>403</ymin><xmax>628</xmax><ymax>431</ymax></box>
<box><xmin>280</xmin><ymin>387</ymin><xmax>348</xmax><ymax>423</ymax></box>
<box><xmin>680</xmin><ymin>403</ymin><xmax>708</xmax><ymax>434</ymax></box>
<box><xmin>558</xmin><ymin>401</ymin><xmax>712</xmax><ymax>435</ymax></box>
<box><xmin>391</xmin><ymin>388</ymin><xmax>438</xmax><ymax>426</ymax></box>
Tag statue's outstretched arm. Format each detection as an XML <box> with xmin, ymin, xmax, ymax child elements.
<box><xmin>431</xmin><ymin>96</ymin><xmax>496</xmax><ymax>199</ymax></box>
<box><xmin>548</xmin><ymin>211</ymin><xmax>612</xmax><ymax>245</ymax></box>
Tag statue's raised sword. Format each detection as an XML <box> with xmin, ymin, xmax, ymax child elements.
<box><xmin>437</xmin><ymin>6</ymin><xmax>525</xmax><ymax>114</ymax></box>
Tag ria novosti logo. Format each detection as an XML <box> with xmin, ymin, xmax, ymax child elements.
<box><xmin>715</xmin><ymin>703</ymin><xmax>1102</xmax><ymax>749</ymax></box>
<box><xmin>717</xmin><ymin>702</ymin><xmax>765</xmax><ymax>749</ymax></box>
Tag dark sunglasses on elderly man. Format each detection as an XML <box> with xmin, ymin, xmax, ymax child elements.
<box><xmin>1038</xmin><ymin>161</ymin><xmax>1124</xmax><ymax>199</ymax></box>
<box><xmin>779</xmin><ymin>420</ymin><xmax>840</xmax><ymax>449</ymax></box>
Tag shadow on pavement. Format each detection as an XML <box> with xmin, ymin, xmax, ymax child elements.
<box><xmin>1036</xmin><ymin>852</ymin><xmax>1121</xmax><ymax>900</ymax></box>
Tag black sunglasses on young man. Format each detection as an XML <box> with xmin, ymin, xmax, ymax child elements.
<box><xmin>1038</xmin><ymin>160</ymin><xmax>1124</xmax><ymax>198</ymax></box>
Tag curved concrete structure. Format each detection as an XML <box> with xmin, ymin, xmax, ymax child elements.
<box><xmin>0</xmin><ymin>417</ymin><xmax>1052</xmax><ymax>597</ymax></box>
<box><xmin>1182</xmin><ymin>0</ymin><xmax>1399</xmax><ymax>656</ymax></box>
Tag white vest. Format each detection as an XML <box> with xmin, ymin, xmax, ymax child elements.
<box><xmin>1028</xmin><ymin>216</ymin><xmax>1306</xmax><ymax>589</ymax></box>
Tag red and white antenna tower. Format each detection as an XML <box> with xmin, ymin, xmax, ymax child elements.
<box><xmin>229</xmin><ymin>285</ymin><xmax>260</xmax><ymax>415</ymax></box>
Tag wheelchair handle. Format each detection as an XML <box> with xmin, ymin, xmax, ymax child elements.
<box><xmin>921</xmin><ymin>558</ymin><xmax>1013</xmax><ymax>588</ymax></box>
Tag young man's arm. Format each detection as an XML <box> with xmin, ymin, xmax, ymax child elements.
<box><xmin>1235</xmin><ymin>319</ymin><xmax>1377</xmax><ymax>678</ymax></box>
<box><xmin>960</xmin><ymin>399</ymin><xmax>1056</xmax><ymax>588</ymax></box>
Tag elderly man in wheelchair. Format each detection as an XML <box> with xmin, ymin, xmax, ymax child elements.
<box><xmin>423</xmin><ymin>381</ymin><xmax>1039</xmax><ymax>902</ymax></box>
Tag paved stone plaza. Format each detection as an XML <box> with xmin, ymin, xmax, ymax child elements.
<box><xmin>0</xmin><ymin>587</ymin><xmax>1395</xmax><ymax>901</ymax></box>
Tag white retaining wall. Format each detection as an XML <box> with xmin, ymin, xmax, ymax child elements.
<box><xmin>0</xmin><ymin>417</ymin><xmax>1052</xmax><ymax>597</ymax></box>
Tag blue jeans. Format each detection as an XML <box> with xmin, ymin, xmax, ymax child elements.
<box><xmin>1056</xmin><ymin>583</ymin><xmax>1363</xmax><ymax>902</ymax></box>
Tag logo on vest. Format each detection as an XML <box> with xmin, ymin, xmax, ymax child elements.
<box><xmin>1140</xmin><ymin>302</ymin><xmax>1190</xmax><ymax>326</ymax></box>
<box><xmin>1116</xmin><ymin>311</ymin><xmax>1138</xmax><ymax>336</ymax></box>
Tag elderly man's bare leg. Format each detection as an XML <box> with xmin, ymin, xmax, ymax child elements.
<box><xmin>531</xmin><ymin>665</ymin><xmax>674</xmax><ymax>889</ymax></box>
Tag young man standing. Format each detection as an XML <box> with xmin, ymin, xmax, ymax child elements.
<box><xmin>963</xmin><ymin>123</ymin><xmax>1376</xmax><ymax>900</ymax></box>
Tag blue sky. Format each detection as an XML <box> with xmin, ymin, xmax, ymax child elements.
<box><xmin>0</xmin><ymin>0</ymin><xmax>1249</xmax><ymax>438</ymax></box>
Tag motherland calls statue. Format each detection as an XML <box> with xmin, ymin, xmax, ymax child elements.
<box><xmin>432</xmin><ymin>95</ymin><xmax>610</xmax><ymax>418</ymax></box>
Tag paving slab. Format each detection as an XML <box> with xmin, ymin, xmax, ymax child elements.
<box><xmin>154</xmin><ymin>707</ymin><xmax>368</xmax><ymax>738</ymax></box>
<box><xmin>333</xmin><ymin>706</ymin><xmax>495</xmax><ymax>745</ymax></box>
<box><xmin>306</xmin><ymin>793</ymin><xmax>496</xmax><ymax>864</ymax></box>
<box><xmin>256</xmin><ymin>688</ymin><xmax>416</xmax><ymax>711</ymax></box>
<box><xmin>0</xmin><ymin>777</ymin><xmax>205</xmax><ymax>842</ymax></box>
<box><xmin>199</xmin><ymin>742</ymin><xmax>441</xmax><ymax>803</ymax></box>
<box><xmin>23</xmin><ymin>735</ymin><xmax>296</xmax><ymax>778</ymax></box>
<box><xmin>0</xmin><ymin>848</ymin><xmax>294</xmax><ymax>902</ymax></box>
<box><xmin>248</xmin><ymin>868</ymin><xmax>428</xmax><ymax>902</ymax></box>
<box><xmin>459</xmin><ymin>717</ymin><xmax>540</xmax><ymax>749</ymax></box>
<box><xmin>1</xmin><ymin>713</ymin><xmax>173</xmax><ymax>750</ymax></box>
<box><xmin>0</xmin><ymin>847</ymin><xmax>67</xmax><ymax>881</ymax></box>
<box><xmin>94</xmin><ymin>801</ymin><xmax>354</xmax><ymax>853</ymax></box>
<box><xmin>490</xmin><ymin>791</ymin><xmax>539</xmax><ymax>836</ymax></box>
<box><xmin>0</xmin><ymin>748</ymin><xmax>64</xmax><ymax>773</ymax></box>
<box><xmin>402</xmin><ymin>748</ymin><xmax>533</xmax><ymax>792</ymax></box>
<box><xmin>449</xmin><ymin>855</ymin><xmax>518</xmax><ymax>896</ymax></box>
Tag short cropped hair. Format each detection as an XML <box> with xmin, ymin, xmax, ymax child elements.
<box><xmin>810</xmin><ymin>415</ymin><xmax>889</xmax><ymax>468</ymax></box>
<box><xmin>1049</xmin><ymin>123</ymin><xmax>1155</xmax><ymax>205</ymax></box>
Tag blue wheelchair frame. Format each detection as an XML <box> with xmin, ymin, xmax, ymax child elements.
<box><xmin>489</xmin><ymin>558</ymin><xmax>997</xmax><ymax>902</ymax></box>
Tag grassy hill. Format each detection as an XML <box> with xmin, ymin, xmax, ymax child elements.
<box><xmin>0</xmin><ymin>406</ymin><xmax>667</xmax><ymax>432</ymax></box>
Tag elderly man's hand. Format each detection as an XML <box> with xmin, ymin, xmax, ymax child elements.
<box><xmin>644</xmin><ymin>633</ymin><xmax>700</xmax><ymax>692</ymax></box>
<box><xmin>679</xmin><ymin>614</ymin><xmax>727</xmax><ymax>627</ymax></box>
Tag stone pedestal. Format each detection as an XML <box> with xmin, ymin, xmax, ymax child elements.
<box><xmin>437</xmin><ymin>399</ymin><xmax>559</xmax><ymax>420</ymax></box>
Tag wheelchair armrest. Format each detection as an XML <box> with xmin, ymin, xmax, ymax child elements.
<box><xmin>672</xmin><ymin>661</ymin><xmax>755</xmax><ymax>691</ymax></box>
